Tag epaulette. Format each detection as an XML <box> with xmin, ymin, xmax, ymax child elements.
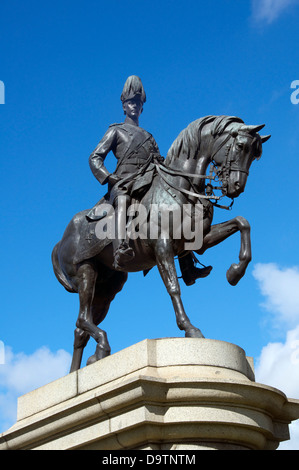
<box><xmin>109</xmin><ymin>123</ymin><xmax>122</xmax><ymax>127</ymax></box>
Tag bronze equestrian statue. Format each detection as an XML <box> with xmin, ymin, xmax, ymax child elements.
<box><xmin>52</xmin><ymin>76</ymin><xmax>271</xmax><ymax>372</ymax></box>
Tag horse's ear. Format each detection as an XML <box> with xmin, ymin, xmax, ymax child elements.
<box><xmin>241</xmin><ymin>124</ymin><xmax>265</xmax><ymax>134</ymax></box>
<box><xmin>261</xmin><ymin>134</ymin><xmax>271</xmax><ymax>144</ymax></box>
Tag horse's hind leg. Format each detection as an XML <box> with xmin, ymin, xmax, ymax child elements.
<box><xmin>86</xmin><ymin>270</ymin><xmax>128</xmax><ymax>366</ymax></box>
<box><xmin>155</xmin><ymin>239</ymin><xmax>204</xmax><ymax>338</ymax></box>
<box><xmin>70</xmin><ymin>328</ymin><xmax>90</xmax><ymax>373</ymax></box>
<box><xmin>70</xmin><ymin>262</ymin><xmax>111</xmax><ymax>372</ymax></box>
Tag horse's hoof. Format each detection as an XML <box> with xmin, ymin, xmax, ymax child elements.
<box><xmin>185</xmin><ymin>328</ymin><xmax>205</xmax><ymax>338</ymax></box>
<box><xmin>96</xmin><ymin>348</ymin><xmax>111</xmax><ymax>360</ymax></box>
<box><xmin>86</xmin><ymin>348</ymin><xmax>111</xmax><ymax>366</ymax></box>
<box><xmin>86</xmin><ymin>354</ymin><xmax>97</xmax><ymax>366</ymax></box>
<box><xmin>226</xmin><ymin>264</ymin><xmax>244</xmax><ymax>286</ymax></box>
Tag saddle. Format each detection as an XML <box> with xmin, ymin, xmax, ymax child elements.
<box><xmin>73</xmin><ymin>197</ymin><xmax>112</xmax><ymax>264</ymax></box>
<box><xmin>73</xmin><ymin>189</ymin><xmax>152</xmax><ymax>265</ymax></box>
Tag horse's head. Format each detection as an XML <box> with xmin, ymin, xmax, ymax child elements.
<box><xmin>212</xmin><ymin>123</ymin><xmax>271</xmax><ymax>199</ymax></box>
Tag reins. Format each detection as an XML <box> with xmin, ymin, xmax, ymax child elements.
<box><xmin>156</xmin><ymin>130</ymin><xmax>237</xmax><ymax>210</ymax></box>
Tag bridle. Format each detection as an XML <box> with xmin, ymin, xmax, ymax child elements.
<box><xmin>208</xmin><ymin>130</ymin><xmax>254</xmax><ymax>200</ymax></box>
<box><xmin>157</xmin><ymin>129</ymin><xmax>254</xmax><ymax>210</ymax></box>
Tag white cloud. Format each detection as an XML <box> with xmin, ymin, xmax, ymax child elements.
<box><xmin>253</xmin><ymin>263</ymin><xmax>299</xmax><ymax>449</ymax></box>
<box><xmin>253</xmin><ymin>263</ymin><xmax>299</xmax><ymax>327</ymax></box>
<box><xmin>255</xmin><ymin>325</ymin><xmax>299</xmax><ymax>397</ymax></box>
<box><xmin>251</xmin><ymin>0</ymin><xmax>299</xmax><ymax>23</ymax></box>
<box><xmin>0</xmin><ymin>346</ymin><xmax>71</xmax><ymax>433</ymax></box>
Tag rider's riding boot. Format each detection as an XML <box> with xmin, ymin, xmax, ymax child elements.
<box><xmin>113</xmin><ymin>240</ymin><xmax>135</xmax><ymax>270</ymax></box>
<box><xmin>179</xmin><ymin>253</ymin><xmax>213</xmax><ymax>286</ymax></box>
<box><xmin>112</xmin><ymin>196</ymin><xmax>135</xmax><ymax>270</ymax></box>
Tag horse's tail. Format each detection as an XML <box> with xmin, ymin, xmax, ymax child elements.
<box><xmin>51</xmin><ymin>243</ymin><xmax>76</xmax><ymax>293</ymax></box>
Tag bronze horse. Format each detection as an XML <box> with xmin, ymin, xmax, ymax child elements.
<box><xmin>52</xmin><ymin>115</ymin><xmax>270</xmax><ymax>372</ymax></box>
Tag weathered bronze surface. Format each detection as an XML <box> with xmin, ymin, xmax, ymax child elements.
<box><xmin>52</xmin><ymin>76</ymin><xmax>270</xmax><ymax>371</ymax></box>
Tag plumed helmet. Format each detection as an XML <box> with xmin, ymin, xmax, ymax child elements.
<box><xmin>120</xmin><ymin>75</ymin><xmax>146</xmax><ymax>104</ymax></box>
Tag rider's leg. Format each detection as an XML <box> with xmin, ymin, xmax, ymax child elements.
<box><xmin>112</xmin><ymin>194</ymin><xmax>135</xmax><ymax>270</ymax></box>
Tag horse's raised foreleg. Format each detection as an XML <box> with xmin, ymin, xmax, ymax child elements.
<box><xmin>198</xmin><ymin>216</ymin><xmax>251</xmax><ymax>286</ymax></box>
<box><xmin>155</xmin><ymin>239</ymin><xmax>204</xmax><ymax>338</ymax></box>
<box><xmin>70</xmin><ymin>262</ymin><xmax>111</xmax><ymax>372</ymax></box>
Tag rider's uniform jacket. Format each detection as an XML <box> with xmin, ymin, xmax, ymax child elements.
<box><xmin>89</xmin><ymin>122</ymin><xmax>161</xmax><ymax>185</ymax></box>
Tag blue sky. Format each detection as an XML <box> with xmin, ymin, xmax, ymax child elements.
<box><xmin>1</xmin><ymin>0</ymin><xmax>299</xmax><ymax>449</ymax></box>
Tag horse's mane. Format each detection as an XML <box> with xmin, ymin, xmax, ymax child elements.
<box><xmin>166</xmin><ymin>115</ymin><xmax>244</xmax><ymax>164</ymax></box>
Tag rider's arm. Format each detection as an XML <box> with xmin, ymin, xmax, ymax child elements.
<box><xmin>89</xmin><ymin>127</ymin><xmax>117</xmax><ymax>185</ymax></box>
<box><xmin>150</xmin><ymin>136</ymin><xmax>164</xmax><ymax>162</ymax></box>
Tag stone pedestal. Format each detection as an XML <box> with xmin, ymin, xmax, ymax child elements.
<box><xmin>1</xmin><ymin>338</ymin><xmax>299</xmax><ymax>450</ymax></box>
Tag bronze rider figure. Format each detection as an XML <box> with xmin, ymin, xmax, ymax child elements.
<box><xmin>89</xmin><ymin>76</ymin><xmax>212</xmax><ymax>284</ymax></box>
